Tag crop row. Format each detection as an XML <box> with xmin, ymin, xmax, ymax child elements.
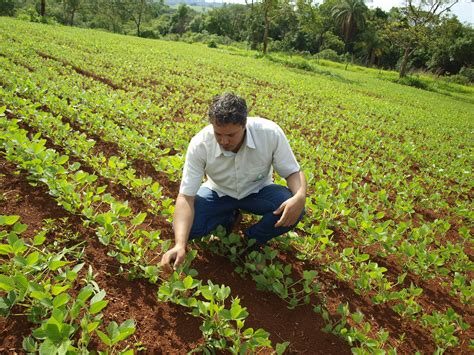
<box><xmin>1</xmin><ymin>18</ymin><xmax>472</xmax><ymax>353</ymax></box>
<box><xmin>1</xmin><ymin>214</ymin><xmax>137</xmax><ymax>353</ymax></box>
<box><xmin>0</xmin><ymin>113</ymin><xmax>281</xmax><ymax>353</ymax></box>
<box><xmin>1</xmin><ymin>64</ymin><xmax>468</xmax><ymax>352</ymax></box>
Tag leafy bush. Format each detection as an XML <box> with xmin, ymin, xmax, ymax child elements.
<box><xmin>442</xmin><ymin>74</ymin><xmax>470</xmax><ymax>86</ymax></box>
<box><xmin>163</xmin><ymin>31</ymin><xmax>234</xmax><ymax>47</ymax></box>
<box><xmin>321</xmin><ymin>31</ymin><xmax>345</xmax><ymax>54</ymax></box>
<box><xmin>139</xmin><ymin>30</ymin><xmax>157</xmax><ymax>39</ymax></box>
<box><xmin>208</xmin><ymin>39</ymin><xmax>217</xmax><ymax>48</ymax></box>
<box><xmin>396</xmin><ymin>75</ymin><xmax>429</xmax><ymax>90</ymax></box>
<box><xmin>459</xmin><ymin>67</ymin><xmax>474</xmax><ymax>83</ymax></box>
<box><xmin>314</xmin><ymin>49</ymin><xmax>343</xmax><ymax>63</ymax></box>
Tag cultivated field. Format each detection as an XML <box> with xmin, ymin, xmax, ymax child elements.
<box><xmin>0</xmin><ymin>17</ymin><xmax>473</xmax><ymax>354</ymax></box>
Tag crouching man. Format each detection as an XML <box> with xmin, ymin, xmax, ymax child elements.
<box><xmin>161</xmin><ymin>92</ymin><xmax>306</xmax><ymax>269</ymax></box>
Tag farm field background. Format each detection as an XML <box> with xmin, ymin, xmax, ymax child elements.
<box><xmin>0</xmin><ymin>17</ymin><xmax>473</xmax><ymax>354</ymax></box>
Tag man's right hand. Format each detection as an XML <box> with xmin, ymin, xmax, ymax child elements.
<box><xmin>160</xmin><ymin>244</ymin><xmax>186</xmax><ymax>270</ymax></box>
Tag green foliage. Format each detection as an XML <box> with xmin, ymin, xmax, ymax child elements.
<box><xmin>315</xmin><ymin>48</ymin><xmax>344</xmax><ymax>63</ymax></box>
<box><xmin>395</xmin><ymin>75</ymin><xmax>428</xmax><ymax>90</ymax></box>
<box><xmin>331</xmin><ymin>0</ymin><xmax>368</xmax><ymax>47</ymax></box>
<box><xmin>0</xmin><ymin>18</ymin><xmax>472</xmax><ymax>354</ymax></box>
<box><xmin>0</xmin><ymin>215</ymin><xmax>134</xmax><ymax>353</ymax></box>
<box><xmin>459</xmin><ymin>67</ymin><xmax>474</xmax><ymax>83</ymax></box>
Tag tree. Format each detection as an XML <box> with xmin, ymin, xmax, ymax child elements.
<box><xmin>294</xmin><ymin>0</ymin><xmax>324</xmax><ymax>53</ymax></box>
<box><xmin>331</xmin><ymin>0</ymin><xmax>368</xmax><ymax>51</ymax></box>
<box><xmin>246</xmin><ymin>0</ymin><xmax>286</xmax><ymax>54</ymax></box>
<box><xmin>204</xmin><ymin>4</ymin><xmax>249</xmax><ymax>41</ymax></box>
<box><xmin>63</xmin><ymin>0</ymin><xmax>81</xmax><ymax>25</ymax></box>
<box><xmin>354</xmin><ymin>7</ymin><xmax>388</xmax><ymax>66</ymax></box>
<box><xmin>92</xmin><ymin>0</ymin><xmax>128</xmax><ymax>33</ymax></box>
<box><xmin>0</xmin><ymin>0</ymin><xmax>16</xmax><ymax>16</ymax></box>
<box><xmin>123</xmin><ymin>0</ymin><xmax>151</xmax><ymax>36</ymax></box>
<box><xmin>261</xmin><ymin>0</ymin><xmax>278</xmax><ymax>54</ymax></box>
<box><xmin>169</xmin><ymin>4</ymin><xmax>194</xmax><ymax>35</ymax></box>
<box><xmin>383</xmin><ymin>0</ymin><xmax>459</xmax><ymax>78</ymax></box>
<box><xmin>425</xmin><ymin>17</ymin><xmax>474</xmax><ymax>74</ymax></box>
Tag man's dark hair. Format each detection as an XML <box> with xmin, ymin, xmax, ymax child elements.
<box><xmin>208</xmin><ymin>93</ymin><xmax>247</xmax><ymax>126</ymax></box>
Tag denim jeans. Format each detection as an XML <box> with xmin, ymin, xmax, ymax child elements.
<box><xmin>188</xmin><ymin>184</ymin><xmax>304</xmax><ymax>245</ymax></box>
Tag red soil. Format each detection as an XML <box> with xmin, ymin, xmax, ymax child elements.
<box><xmin>0</xmin><ymin>155</ymin><xmax>351</xmax><ymax>353</ymax></box>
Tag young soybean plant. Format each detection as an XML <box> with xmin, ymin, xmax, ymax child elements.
<box><xmin>0</xmin><ymin>215</ymin><xmax>136</xmax><ymax>354</ymax></box>
<box><xmin>157</xmin><ymin>250</ymin><xmax>284</xmax><ymax>354</ymax></box>
<box><xmin>205</xmin><ymin>227</ymin><xmax>321</xmax><ymax>310</ymax></box>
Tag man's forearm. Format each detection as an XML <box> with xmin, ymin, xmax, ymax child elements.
<box><xmin>173</xmin><ymin>194</ymin><xmax>195</xmax><ymax>248</ymax></box>
<box><xmin>286</xmin><ymin>171</ymin><xmax>307</xmax><ymax>200</ymax></box>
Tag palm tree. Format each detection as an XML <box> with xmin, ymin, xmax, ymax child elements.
<box><xmin>331</xmin><ymin>0</ymin><xmax>368</xmax><ymax>51</ymax></box>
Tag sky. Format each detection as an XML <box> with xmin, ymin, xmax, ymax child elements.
<box><xmin>203</xmin><ymin>0</ymin><xmax>474</xmax><ymax>25</ymax></box>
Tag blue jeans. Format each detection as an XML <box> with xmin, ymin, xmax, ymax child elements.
<box><xmin>188</xmin><ymin>184</ymin><xmax>304</xmax><ymax>245</ymax></box>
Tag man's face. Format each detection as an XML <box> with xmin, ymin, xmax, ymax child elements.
<box><xmin>212</xmin><ymin>123</ymin><xmax>246</xmax><ymax>153</ymax></box>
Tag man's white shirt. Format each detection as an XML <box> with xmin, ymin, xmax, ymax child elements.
<box><xmin>179</xmin><ymin>117</ymin><xmax>300</xmax><ymax>200</ymax></box>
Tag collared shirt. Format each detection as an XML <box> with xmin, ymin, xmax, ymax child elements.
<box><xmin>179</xmin><ymin>117</ymin><xmax>300</xmax><ymax>200</ymax></box>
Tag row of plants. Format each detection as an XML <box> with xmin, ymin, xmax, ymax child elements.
<box><xmin>206</xmin><ymin>226</ymin><xmax>470</xmax><ymax>353</ymax></box>
<box><xmin>4</xmin><ymin>23</ymin><xmax>470</xmax><ymax>232</ymax></box>
<box><xmin>0</xmin><ymin>109</ymin><xmax>283</xmax><ymax>353</ymax></box>
<box><xmin>4</xmin><ymin>32</ymin><xmax>470</xmax><ymax>290</ymax></box>
<box><xmin>1</xmin><ymin>18</ymin><xmax>472</xmax><ymax>353</ymax></box>
<box><xmin>4</xmin><ymin>55</ymin><xmax>468</xmax><ymax>351</ymax></box>
<box><xmin>0</xmin><ymin>215</ymin><xmax>136</xmax><ymax>354</ymax></box>
<box><xmin>0</xmin><ymin>66</ymin><xmax>172</xmax><ymax>217</ymax></box>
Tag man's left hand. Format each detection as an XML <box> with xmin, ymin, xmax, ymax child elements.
<box><xmin>273</xmin><ymin>195</ymin><xmax>305</xmax><ymax>228</ymax></box>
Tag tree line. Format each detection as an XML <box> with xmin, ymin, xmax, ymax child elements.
<box><xmin>1</xmin><ymin>0</ymin><xmax>473</xmax><ymax>81</ymax></box>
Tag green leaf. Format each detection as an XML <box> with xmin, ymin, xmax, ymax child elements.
<box><xmin>131</xmin><ymin>212</ymin><xmax>147</xmax><ymax>226</ymax></box>
<box><xmin>355</xmin><ymin>254</ymin><xmax>370</xmax><ymax>262</ymax></box>
<box><xmin>90</xmin><ymin>289</ymin><xmax>106</xmax><ymax>304</ymax></box>
<box><xmin>90</xmin><ymin>300</ymin><xmax>108</xmax><ymax>315</ymax></box>
<box><xmin>33</xmin><ymin>232</ymin><xmax>47</xmax><ymax>246</ymax></box>
<box><xmin>87</xmin><ymin>321</ymin><xmax>100</xmax><ymax>333</ymax></box>
<box><xmin>0</xmin><ymin>215</ymin><xmax>20</xmax><ymax>225</ymax></box>
<box><xmin>0</xmin><ymin>275</ymin><xmax>15</xmax><ymax>291</ymax></box>
<box><xmin>49</xmin><ymin>260</ymin><xmax>69</xmax><ymax>271</ymax></box>
<box><xmin>14</xmin><ymin>275</ymin><xmax>29</xmax><ymax>291</ymax></box>
<box><xmin>0</xmin><ymin>244</ymin><xmax>13</xmax><ymax>255</ymax></box>
<box><xmin>56</xmin><ymin>155</ymin><xmax>69</xmax><ymax>165</ymax></box>
<box><xmin>183</xmin><ymin>275</ymin><xmax>193</xmax><ymax>289</ymax></box>
<box><xmin>201</xmin><ymin>288</ymin><xmax>214</xmax><ymax>301</ymax></box>
<box><xmin>22</xmin><ymin>336</ymin><xmax>37</xmax><ymax>352</ymax></box>
<box><xmin>13</xmin><ymin>223</ymin><xmax>28</xmax><ymax>234</ymax></box>
<box><xmin>276</xmin><ymin>341</ymin><xmax>290</xmax><ymax>355</ymax></box>
<box><xmin>348</xmin><ymin>218</ymin><xmax>357</xmax><ymax>229</ymax></box>
<box><xmin>352</xmin><ymin>311</ymin><xmax>364</xmax><ymax>324</ymax></box>
<box><xmin>38</xmin><ymin>338</ymin><xmax>58</xmax><ymax>355</ymax></box>
<box><xmin>114</xmin><ymin>319</ymin><xmax>136</xmax><ymax>343</ymax></box>
<box><xmin>243</xmin><ymin>327</ymin><xmax>254</xmax><ymax>336</ymax></box>
<box><xmin>77</xmin><ymin>285</ymin><xmax>94</xmax><ymax>303</ymax></box>
<box><xmin>53</xmin><ymin>293</ymin><xmax>70</xmax><ymax>308</ymax></box>
<box><xmin>343</xmin><ymin>248</ymin><xmax>353</xmax><ymax>256</ymax></box>
<box><xmin>43</xmin><ymin>323</ymin><xmax>62</xmax><ymax>343</ymax></box>
<box><xmin>26</xmin><ymin>251</ymin><xmax>40</xmax><ymax>265</ymax></box>
<box><xmin>96</xmin><ymin>330</ymin><xmax>112</xmax><ymax>347</ymax></box>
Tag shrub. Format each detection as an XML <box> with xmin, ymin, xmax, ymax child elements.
<box><xmin>396</xmin><ymin>76</ymin><xmax>428</xmax><ymax>90</ymax></box>
<box><xmin>459</xmin><ymin>67</ymin><xmax>474</xmax><ymax>83</ymax></box>
<box><xmin>314</xmin><ymin>49</ymin><xmax>343</xmax><ymax>63</ymax></box>
<box><xmin>444</xmin><ymin>74</ymin><xmax>470</xmax><ymax>86</ymax></box>
<box><xmin>208</xmin><ymin>40</ymin><xmax>217</xmax><ymax>48</ymax></box>
<box><xmin>139</xmin><ymin>30</ymin><xmax>157</xmax><ymax>39</ymax></box>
